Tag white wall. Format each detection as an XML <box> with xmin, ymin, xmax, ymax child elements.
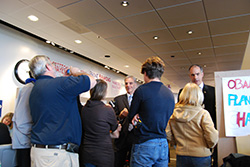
<box><xmin>0</xmin><ymin>23</ymin><xmax>127</xmax><ymax>119</ymax></box>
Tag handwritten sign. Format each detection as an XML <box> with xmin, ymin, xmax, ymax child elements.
<box><xmin>222</xmin><ymin>76</ymin><xmax>250</xmax><ymax>137</ymax></box>
<box><xmin>52</xmin><ymin>61</ymin><xmax>125</xmax><ymax>98</ymax></box>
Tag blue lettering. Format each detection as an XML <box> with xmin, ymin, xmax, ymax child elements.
<box><xmin>246</xmin><ymin>113</ymin><xmax>250</xmax><ymax>126</ymax></box>
<box><xmin>228</xmin><ymin>94</ymin><xmax>239</xmax><ymax>106</ymax></box>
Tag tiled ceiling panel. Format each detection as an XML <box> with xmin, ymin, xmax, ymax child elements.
<box><xmin>158</xmin><ymin>1</ymin><xmax>206</xmax><ymax>26</ymax></box>
<box><xmin>1</xmin><ymin>0</ymin><xmax>249</xmax><ymax>93</ymax></box>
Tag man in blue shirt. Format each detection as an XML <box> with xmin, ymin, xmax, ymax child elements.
<box><xmin>129</xmin><ymin>56</ymin><xmax>175</xmax><ymax>167</ymax></box>
<box><xmin>28</xmin><ymin>55</ymin><xmax>96</xmax><ymax>167</ymax></box>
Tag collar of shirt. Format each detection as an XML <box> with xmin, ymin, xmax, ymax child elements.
<box><xmin>199</xmin><ymin>82</ymin><xmax>204</xmax><ymax>90</ymax></box>
<box><xmin>127</xmin><ymin>93</ymin><xmax>133</xmax><ymax>99</ymax></box>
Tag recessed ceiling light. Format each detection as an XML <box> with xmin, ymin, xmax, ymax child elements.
<box><xmin>204</xmin><ymin>64</ymin><xmax>207</xmax><ymax>67</ymax></box>
<box><xmin>104</xmin><ymin>65</ymin><xmax>110</xmax><ymax>70</ymax></box>
<box><xmin>70</xmin><ymin>51</ymin><xmax>74</xmax><ymax>54</ymax></box>
<box><xmin>124</xmin><ymin>65</ymin><xmax>129</xmax><ymax>68</ymax></box>
<box><xmin>51</xmin><ymin>42</ymin><xmax>55</xmax><ymax>46</ymax></box>
<box><xmin>74</xmin><ymin>40</ymin><xmax>82</xmax><ymax>44</ymax></box>
<box><xmin>121</xmin><ymin>1</ymin><xmax>129</xmax><ymax>7</ymax></box>
<box><xmin>104</xmin><ymin>55</ymin><xmax>110</xmax><ymax>58</ymax></box>
<box><xmin>28</xmin><ymin>15</ymin><xmax>39</xmax><ymax>22</ymax></box>
<box><xmin>187</xmin><ymin>30</ymin><xmax>193</xmax><ymax>35</ymax></box>
<box><xmin>46</xmin><ymin>40</ymin><xmax>50</xmax><ymax>44</ymax></box>
<box><xmin>116</xmin><ymin>71</ymin><xmax>120</xmax><ymax>73</ymax></box>
<box><xmin>153</xmin><ymin>36</ymin><xmax>159</xmax><ymax>40</ymax></box>
<box><xmin>197</xmin><ymin>52</ymin><xmax>202</xmax><ymax>55</ymax></box>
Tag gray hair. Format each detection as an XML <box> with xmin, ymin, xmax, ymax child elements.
<box><xmin>124</xmin><ymin>76</ymin><xmax>136</xmax><ymax>83</ymax></box>
<box><xmin>29</xmin><ymin>55</ymin><xmax>51</xmax><ymax>79</ymax></box>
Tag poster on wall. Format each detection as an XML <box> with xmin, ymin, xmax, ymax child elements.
<box><xmin>52</xmin><ymin>61</ymin><xmax>125</xmax><ymax>98</ymax></box>
<box><xmin>222</xmin><ymin>76</ymin><xmax>250</xmax><ymax>137</ymax></box>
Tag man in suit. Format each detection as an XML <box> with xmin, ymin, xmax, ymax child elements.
<box><xmin>178</xmin><ymin>64</ymin><xmax>217</xmax><ymax>167</ymax></box>
<box><xmin>114</xmin><ymin>76</ymin><xmax>137</xmax><ymax>167</ymax></box>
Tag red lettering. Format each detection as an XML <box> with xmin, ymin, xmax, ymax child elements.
<box><xmin>235</xmin><ymin>79</ymin><xmax>242</xmax><ymax>90</ymax></box>
<box><xmin>228</xmin><ymin>79</ymin><xmax>250</xmax><ymax>90</ymax></box>
<box><xmin>237</xmin><ymin>112</ymin><xmax>246</xmax><ymax>127</ymax></box>
<box><xmin>228</xmin><ymin>80</ymin><xmax>235</xmax><ymax>89</ymax></box>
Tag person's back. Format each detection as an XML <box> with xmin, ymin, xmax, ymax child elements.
<box><xmin>30</xmin><ymin>76</ymin><xmax>85</xmax><ymax>145</ymax></box>
<box><xmin>80</xmin><ymin>79</ymin><xmax>120</xmax><ymax>167</ymax></box>
<box><xmin>128</xmin><ymin>56</ymin><xmax>175</xmax><ymax>167</ymax></box>
<box><xmin>166</xmin><ymin>83</ymin><xmax>218</xmax><ymax>167</ymax></box>
<box><xmin>131</xmin><ymin>81</ymin><xmax>174</xmax><ymax>143</ymax></box>
<box><xmin>28</xmin><ymin>55</ymin><xmax>96</xmax><ymax>167</ymax></box>
<box><xmin>12</xmin><ymin>81</ymin><xmax>34</xmax><ymax>167</ymax></box>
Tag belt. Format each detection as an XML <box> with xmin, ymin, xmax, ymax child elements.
<box><xmin>32</xmin><ymin>144</ymin><xmax>67</xmax><ymax>149</ymax></box>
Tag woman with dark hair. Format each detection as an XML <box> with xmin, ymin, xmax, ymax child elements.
<box><xmin>79</xmin><ymin>79</ymin><xmax>121</xmax><ymax>167</ymax></box>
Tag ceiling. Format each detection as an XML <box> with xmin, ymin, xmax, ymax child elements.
<box><xmin>1</xmin><ymin>0</ymin><xmax>250</xmax><ymax>93</ymax></box>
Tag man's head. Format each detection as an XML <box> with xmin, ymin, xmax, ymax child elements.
<box><xmin>141</xmin><ymin>56</ymin><xmax>165</xmax><ymax>83</ymax></box>
<box><xmin>29</xmin><ymin>55</ymin><xmax>56</xmax><ymax>79</ymax></box>
<box><xmin>124</xmin><ymin>76</ymin><xmax>137</xmax><ymax>95</ymax></box>
<box><xmin>189</xmin><ymin>64</ymin><xmax>204</xmax><ymax>86</ymax></box>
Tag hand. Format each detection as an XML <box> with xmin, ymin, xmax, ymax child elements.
<box><xmin>70</xmin><ymin>66</ymin><xmax>81</xmax><ymax>76</ymax></box>
<box><xmin>119</xmin><ymin>108</ymin><xmax>128</xmax><ymax>119</ymax></box>
<box><xmin>117</xmin><ymin>123</ymin><xmax>122</xmax><ymax>132</ymax></box>
<box><xmin>132</xmin><ymin>114</ymin><xmax>140</xmax><ymax>126</ymax></box>
<box><xmin>106</xmin><ymin>103</ymin><xmax>112</xmax><ymax>108</ymax></box>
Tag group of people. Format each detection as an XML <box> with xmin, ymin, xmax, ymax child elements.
<box><xmin>0</xmin><ymin>55</ymin><xmax>219</xmax><ymax>167</ymax></box>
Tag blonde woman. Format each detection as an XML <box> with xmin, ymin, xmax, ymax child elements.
<box><xmin>1</xmin><ymin>112</ymin><xmax>14</xmax><ymax>137</ymax></box>
<box><xmin>166</xmin><ymin>83</ymin><xmax>218</xmax><ymax>167</ymax></box>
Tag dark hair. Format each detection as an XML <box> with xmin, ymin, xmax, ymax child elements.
<box><xmin>90</xmin><ymin>79</ymin><xmax>107</xmax><ymax>101</ymax></box>
<box><xmin>189</xmin><ymin>64</ymin><xmax>203</xmax><ymax>73</ymax></box>
<box><xmin>141</xmin><ymin>56</ymin><xmax>165</xmax><ymax>79</ymax></box>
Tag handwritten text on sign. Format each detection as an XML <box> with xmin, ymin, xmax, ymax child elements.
<box><xmin>222</xmin><ymin>77</ymin><xmax>250</xmax><ymax>137</ymax></box>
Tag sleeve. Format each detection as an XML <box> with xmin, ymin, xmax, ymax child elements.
<box><xmin>62</xmin><ymin>75</ymin><xmax>90</xmax><ymax>96</ymax></box>
<box><xmin>128</xmin><ymin>87</ymin><xmax>142</xmax><ymax>121</ymax></box>
<box><xmin>201</xmin><ymin>110</ymin><xmax>219</xmax><ymax>148</ymax></box>
<box><xmin>114</xmin><ymin>96</ymin><xmax>121</xmax><ymax>116</ymax></box>
<box><xmin>107</xmin><ymin>107</ymin><xmax>118</xmax><ymax>132</ymax></box>
<box><xmin>13</xmin><ymin>84</ymin><xmax>33</xmax><ymax>137</ymax></box>
<box><xmin>165</xmin><ymin>117</ymin><xmax>176</xmax><ymax>145</ymax></box>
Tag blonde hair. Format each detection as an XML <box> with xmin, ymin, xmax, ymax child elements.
<box><xmin>177</xmin><ymin>83</ymin><xmax>204</xmax><ymax>107</ymax></box>
<box><xmin>1</xmin><ymin>112</ymin><xmax>14</xmax><ymax>129</ymax></box>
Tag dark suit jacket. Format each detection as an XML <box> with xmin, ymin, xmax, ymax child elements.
<box><xmin>114</xmin><ymin>94</ymin><xmax>133</xmax><ymax>150</ymax></box>
<box><xmin>178</xmin><ymin>84</ymin><xmax>216</xmax><ymax>126</ymax></box>
<box><xmin>0</xmin><ymin>123</ymin><xmax>11</xmax><ymax>145</ymax></box>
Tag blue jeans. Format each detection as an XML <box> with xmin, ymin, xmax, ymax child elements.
<box><xmin>130</xmin><ymin>138</ymin><xmax>169</xmax><ymax>167</ymax></box>
<box><xmin>84</xmin><ymin>163</ymin><xmax>96</xmax><ymax>167</ymax></box>
<box><xmin>176</xmin><ymin>155</ymin><xmax>211</xmax><ymax>167</ymax></box>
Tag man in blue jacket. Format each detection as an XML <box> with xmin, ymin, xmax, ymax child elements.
<box><xmin>28</xmin><ymin>55</ymin><xmax>96</xmax><ymax>167</ymax></box>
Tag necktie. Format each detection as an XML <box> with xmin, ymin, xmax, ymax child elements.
<box><xmin>128</xmin><ymin>95</ymin><xmax>132</xmax><ymax>107</ymax></box>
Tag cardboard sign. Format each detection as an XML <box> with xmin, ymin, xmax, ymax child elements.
<box><xmin>222</xmin><ymin>76</ymin><xmax>250</xmax><ymax>137</ymax></box>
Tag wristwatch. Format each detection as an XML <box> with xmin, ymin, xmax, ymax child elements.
<box><xmin>14</xmin><ymin>59</ymin><xmax>30</xmax><ymax>84</ymax></box>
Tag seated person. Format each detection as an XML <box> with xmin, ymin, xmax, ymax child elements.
<box><xmin>0</xmin><ymin>122</ymin><xmax>11</xmax><ymax>144</ymax></box>
<box><xmin>1</xmin><ymin>112</ymin><xmax>14</xmax><ymax>137</ymax></box>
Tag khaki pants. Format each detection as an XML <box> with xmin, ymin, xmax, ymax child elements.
<box><xmin>31</xmin><ymin>146</ymin><xmax>79</xmax><ymax>167</ymax></box>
